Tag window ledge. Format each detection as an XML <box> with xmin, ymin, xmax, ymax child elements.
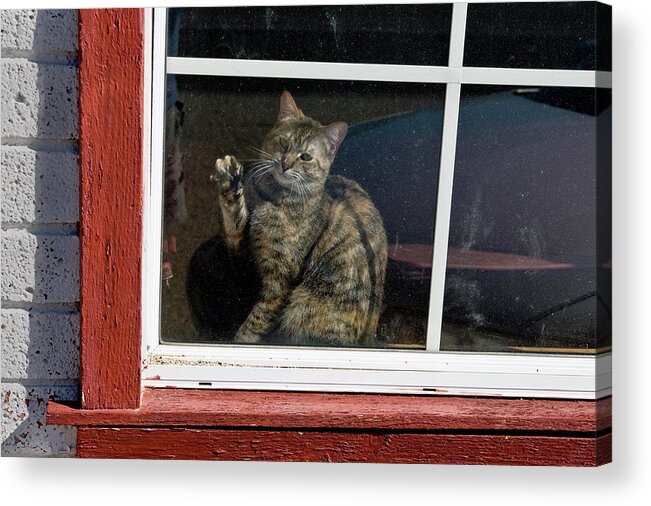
<box><xmin>47</xmin><ymin>390</ymin><xmax>611</xmax><ymax>465</ymax></box>
<box><xmin>48</xmin><ymin>388</ymin><xmax>609</xmax><ymax>431</ymax></box>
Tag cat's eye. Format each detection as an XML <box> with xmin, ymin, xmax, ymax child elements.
<box><xmin>300</xmin><ymin>153</ymin><xmax>313</xmax><ymax>161</ymax></box>
<box><xmin>279</xmin><ymin>138</ymin><xmax>289</xmax><ymax>150</ymax></box>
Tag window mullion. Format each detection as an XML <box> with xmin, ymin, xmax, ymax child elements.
<box><xmin>448</xmin><ymin>2</ymin><xmax>468</xmax><ymax>68</ymax></box>
<box><xmin>425</xmin><ymin>2</ymin><xmax>468</xmax><ymax>352</ymax></box>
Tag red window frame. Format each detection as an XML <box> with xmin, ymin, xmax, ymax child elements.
<box><xmin>47</xmin><ymin>8</ymin><xmax>611</xmax><ymax>465</ymax></box>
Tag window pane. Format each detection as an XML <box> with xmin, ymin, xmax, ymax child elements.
<box><xmin>161</xmin><ymin>75</ymin><xmax>445</xmax><ymax>349</ymax></box>
<box><xmin>441</xmin><ymin>85</ymin><xmax>611</xmax><ymax>354</ymax></box>
<box><xmin>596</xmin><ymin>3</ymin><xmax>612</xmax><ymax>72</ymax></box>
<box><xmin>464</xmin><ymin>2</ymin><xmax>609</xmax><ymax>70</ymax></box>
<box><xmin>167</xmin><ymin>5</ymin><xmax>452</xmax><ymax>66</ymax></box>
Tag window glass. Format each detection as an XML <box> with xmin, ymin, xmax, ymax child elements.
<box><xmin>159</xmin><ymin>5</ymin><xmax>611</xmax><ymax>356</ymax></box>
<box><xmin>596</xmin><ymin>88</ymin><xmax>611</xmax><ymax>351</ymax></box>
<box><xmin>595</xmin><ymin>3</ymin><xmax>612</xmax><ymax>72</ymax></box>
<box><xmin>167</xmin><ymin>5</ymin><xmax>452</xmax><ymax>66</ymax></box>
<box><xmin>464</xmin><ymin>2</ymin><xmax>606</xmax><ymax>70</ymax></box>
<box><xmin>161</xmin><ymin>75</ymin><xmax>445</xmax><ymax>349</ymax></box>
<box><xmin>440</xmin><ymin>85</ymin><xmax>611</xmax><ymax>354</ymax></box>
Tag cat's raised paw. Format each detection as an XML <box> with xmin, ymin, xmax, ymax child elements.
<box><xmin>211</xmin><ymin>155</ymin><xmax>244</xmax><ymax>199</ymax></box>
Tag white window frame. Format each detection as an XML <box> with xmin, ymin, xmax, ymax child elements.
<box><xmin>141</xmin><ymin>4</ymin><xmax>612</xmax><ymax>400</ymax></box>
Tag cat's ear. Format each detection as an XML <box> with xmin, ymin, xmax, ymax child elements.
<box><xmin>277</xmin><ymin>91</ymin><xmax>304</xmax><ymax>122</ymax></box>
<box><xmin>324</xmin><ymin>122</ymin><xmax>348</xmax><ymax>155</ymax></box>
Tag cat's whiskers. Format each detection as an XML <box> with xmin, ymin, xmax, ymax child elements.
<box><xmin>249</xmin><ymin>146</ymin><xmax>276</xmax><ymax>160</ymax></box>
<box><xmin>298</xmin><ymin>177</ymin><xmax>308</xmax><ymax>205</ymax></box>
<box><xmin>246</xmin><ymin>160</ymin><xmax>276</xmax><ymax>182</ymax></box>
<box><xmin>248</xmin><ymin>161</ymin><xmax>273</xmax><ymax>171</ymax></box>
<box><xmin>240</xmin><ymin>158</ymin><xmax>272</xmax><ymax>165</ymax></box>
<box><xmin>245</xmin><ymin>146</ymin><xmax>280</xmax><ymax>181</ymax></box>
<box><xmin>294</xmin><ymin>177</ymin><xmax>305</xmax><ymax>205</ymax></box>
<box><xmin>287</xmin><ymin>172</ymin><xmax>310</xmax><ymax>205</ymax></box>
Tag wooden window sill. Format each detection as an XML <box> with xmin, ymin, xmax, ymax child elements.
<box><xmin>47</xmin><ymin>389</ymin><xmax>611</xmax><ymax>465</ymax></box>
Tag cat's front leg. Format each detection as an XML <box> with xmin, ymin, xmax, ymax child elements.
<box><xmin>234</xmin><ymin>277</ymin><xmax>291</xmax><ymax>344</ymax></box>
<box><xmin>211</xmin><ymin>155</ymin><xmax>248</xmax><ymax>252</ymax></box>
<box><xmin>233</xmin><ymin>301</ymin><xmax>281</xmax><ymax>343</ymax></box>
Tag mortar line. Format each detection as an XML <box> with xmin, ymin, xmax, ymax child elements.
<box><xmin>1</xmin><ymin>301</ymin><xmax>79</xmax><ymax>312</ymax></box>
<box><xmin>1</xmin><ymin>138</ymin><xmax>78</xmax><ymax>152</ymax></box>
<box><xmin>0</xmin><ymin>378</ymin><xmax>80</xmax><ymax>387</ymax></box>
<box><xmin>1</xmin><ymin>223</ymin><xmax>79</xmax><ymax>235</ymax></box>
<box><xmin>0</xmin><ymin>48</ymin><xmax>78</xmax><ymax>65</ymax></box>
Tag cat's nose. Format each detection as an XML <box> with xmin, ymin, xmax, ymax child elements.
<box><xmin>281</xmin><ymin>157</ymin><xmax>293</xmax><ymax>172</ymax></box>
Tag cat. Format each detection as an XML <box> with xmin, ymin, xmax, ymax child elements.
<box><xmin>210</xmin><ymin>91</ymin><xmax>387</xmax><ymax>346</ymax></box>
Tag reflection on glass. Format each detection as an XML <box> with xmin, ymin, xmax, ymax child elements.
<box><xmin>464</xmin><ymin>2</ymin><xmax>610</xmax><ymax>70</ymax></box>
<box><xmin>160</xmin><ymin>76</ymin><xmax>445</xmax><ymax>349</ymax></box>
<box><xmin>168</xmin><ymin>5</ymin><xmax>452</xmax><ymax>66</ymax></box>
<box><xmin>441</xmin><ymin>85</ymin><xmax>611</xmax><ymax>354</ymax></box>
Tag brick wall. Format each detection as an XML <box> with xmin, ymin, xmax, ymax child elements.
<box><xmin>1</xmin><ymin>9</ymin><xmax>80</xmax><ymax>456</ymax></box>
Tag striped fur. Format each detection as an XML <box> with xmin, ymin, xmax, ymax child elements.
<box><xmin>212</xmin><ymin>92</ymin><xmax>387</xmax><ymax>346</ymax></box>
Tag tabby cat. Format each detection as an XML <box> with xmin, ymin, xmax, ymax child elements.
<box><xmin>211</xmin><ymin>91</ymin><xmax>387</xmax><ymax>346</ymax></box>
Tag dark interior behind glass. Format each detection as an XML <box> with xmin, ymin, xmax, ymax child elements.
<box><xmin>169</xmin><ymin>5</ymin><xmax>452</xmax><ymax>66</ymax></box>
<box><xmin>441</xmin><ymin>85</ymin><xmax>611</xmax><ymax>353</ymax></box>
<box><xmin>464</xmin><ymin>2</ymin><xmax>610</xmax><ymax>70</ymax></box>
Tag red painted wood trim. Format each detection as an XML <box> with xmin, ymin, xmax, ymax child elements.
<box><xmin>68</xmin><ymin>8</ymin><xmax>611</xmax><ymax>466</ymax></box>
<box><xmin>48</xmin><ymin>389</ymin><xmax>611</xmax><ymax>433</ymax></box>
<box><xmin>76</xmin><ymin>427</ymin><xmax>611</xmax><ymax>466</ymax></box>
<box><xmin>78</xmin><ymin>9</ymin><xmax>144</xmax><ymax>409</ymax></box>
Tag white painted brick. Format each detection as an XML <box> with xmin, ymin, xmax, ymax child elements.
<box><xmin>1</xmin><ymin>383</ymin><xmax>77</xmax><ymax>456</ymax></box>
<box><xmin>1</xmin><ymin>59</ymin><xmax>78</xmax><ymax>139</ymax></box>
<box><xmin>1</xmin><ymin>8</ymin><xmax>81</xmax><ymax>460</ymax></box>
<box><xmin>1</xmin><ymin>10</ymin><xmax>77</xmax><ymax>54</ymax></box>
<box><xmin>1</xmin><ymin>230</ymin><xmax>79</xmax><ymax>303</ymax></box>
<box><xmin>2</xmin><ymin>309</ymin><xmax>79</xmax><ymax>380</ymax></box>
<box><xmin>2</xmin><ymin>146</ymin><xmax>79</xmax><ymax>224</ymax></box>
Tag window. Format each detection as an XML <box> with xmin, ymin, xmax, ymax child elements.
<box><xmin>141</xmin><ymin>3</ymin><xmax>611</xmax><ymax>399</ymax></box>
<box><xmin>45</xmin><ymin>5</ymin><xmax>611</xmax><ymax>466</ymax></box>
